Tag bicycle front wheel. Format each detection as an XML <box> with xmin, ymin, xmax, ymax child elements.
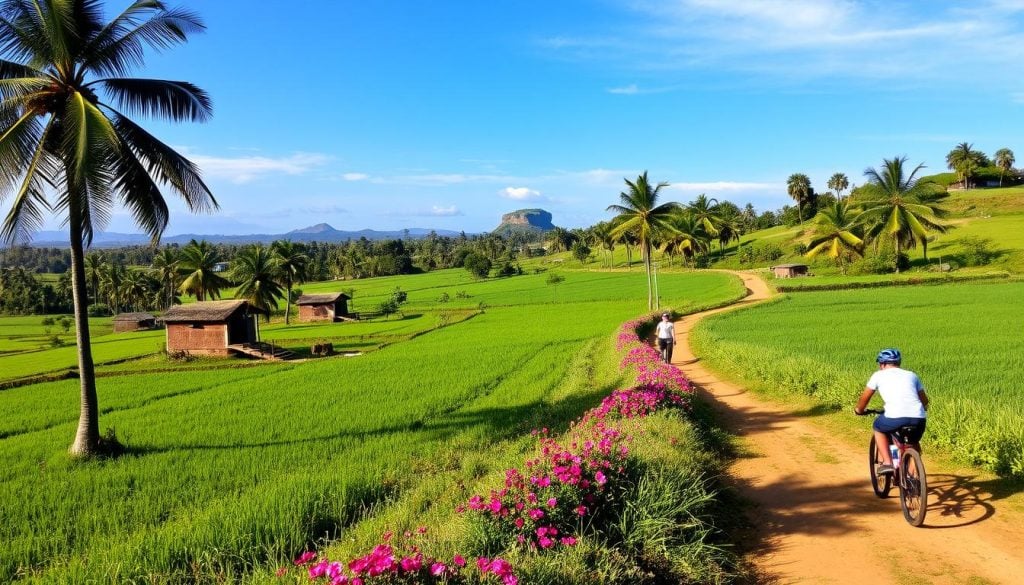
<box><xmin>869</xmin><ymin>436</ymin><xmax>891</xmax><ymax>498</ymax></box>
<box><xmin>899</xmin><ymin>449</ymin><xmax>928</xmax><ymax>527</ymax></box>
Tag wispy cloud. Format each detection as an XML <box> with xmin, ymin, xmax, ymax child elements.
<box><xmin>541</xmin><ymin>1</ymin><xmax>1024</xmax><ymax>87</ymax></box>
<box><xmin>386</xmin><ymin>205</ymin><xmax>464</xmax><ymax>217</ymax></box>
<box><xmin>668</xmin><ymin>181</ymin><xmax>782</xmax><ymax>193</ymax></box>
<box><xmin>187</xmin><ymin>152</ymin><xmax>331</xmax><ymax>184</ymax></box>
<box><xmin>500</xmin><ymin>186</ymin><xmax>545</xmax><ymax>201</ymax></box>
<box><xmin>342</xmin><ymin>172</ymin><xmax>369</xmax><ymax>181</ymax></box>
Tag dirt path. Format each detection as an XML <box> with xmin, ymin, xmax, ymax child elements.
<box><xmin>672</xmin><ymin>270</ymin><xmax>1024</xmax><ymax>585</ymax></box>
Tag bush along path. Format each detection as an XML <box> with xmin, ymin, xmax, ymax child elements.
<box><xmin>276</xmin><ymin>312</ymin><xmax>737</xmax><ymax>584</ymax></box>
<box><xmin>674</xmin><ymin>270</ymin><xmax>1024</xmax><ymax>585</ymax></box>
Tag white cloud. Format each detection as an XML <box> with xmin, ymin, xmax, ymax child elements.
<box><xmin>608</xmin><ymin>84</ymin><xmax>639</xmax><ymax>95</ymax></box>
<box><xmin>343</xmin><ymin>172</ymin><xmax>369</xmax><ymax>181</ymax></box>
<box><xmin>668</xmin><ymin>181</ymin><xmax>782</xmax><ymax>193</ymax></box>
<box><xmin>386</xmin><ymin>205</ymin><xmax>464</xmax><ymax>217</ymax></box>
<box><xmin>429</xmin><ymin>205</ymin><xmax>462</xmax><ymax>216</ymax></box>
<box><xmin>187</xmin><ymin>152</ymin><xmax>331</xmax><ymax>184</ymax></box>
<box><xmin>501</xmin><ymin>186</ymin><xmax>544</xmax><ymax>201</ymax></box>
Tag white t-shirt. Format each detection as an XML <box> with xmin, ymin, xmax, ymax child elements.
<box><xmin>656</xmin><ymin>320</ymin><xmax>675</xmax><ymax>340</ymax></box>
<box><xmin>866</xmin><ymin>367</ymin><xmax>926</xmax><ymax>419</ymax></box>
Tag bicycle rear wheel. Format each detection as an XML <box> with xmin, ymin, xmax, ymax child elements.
<box><xmin>869</xmin><ymin>436</ymin><xmax>891</xmax><ymax>498</ymax></box>
<box><xmin>899</xmin><ymin>448</ymin><xmax>928</xmax><ymax>527</ymax></box>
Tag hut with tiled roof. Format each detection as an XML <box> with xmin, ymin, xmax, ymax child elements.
<box><xmin>161</xmin><ymin>300</ymin><xmax>267</xmax><ymax>356</ymax></box>
<box><xmin>296</xmin><ymin>292</ymin><xmax>350</xmax><ymax>322</ymax></box>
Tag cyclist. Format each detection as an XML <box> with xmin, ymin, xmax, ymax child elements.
<box><xmin>854</xmin><ymin>348</ymin><xmax>929</xmax><ymax>475</ymax></box>
<box><xmin>655</xmin><ymin>312</ymin><xmax>675</xmax><ymax>364</ymax></box>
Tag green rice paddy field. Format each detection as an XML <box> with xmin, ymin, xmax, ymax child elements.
<box><xmin>691</xmin><ymin>280</ymin><xmax>1024</xmax><ymax>477</ymax></box>
<box><xmin>0</xmin><ymin>269</ymin><xmax>744</xmax><ymax>583</ymax></box>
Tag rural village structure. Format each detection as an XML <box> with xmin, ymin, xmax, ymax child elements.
<box><xmin>771</xmin><ymin>263</ymin><xmax>810</xmax><ymax>278</ymax></box>
<box><xmin>161</xmin><ymin>300</ymin><xmax>267</xmax><ymax>356</ymax></box>
<box><xmin>296</xmin><ymin>292</ymin><xmax>350</xmax><ymax>322</ymax></box>
<box><xmin>112</xmin><ymin>312</ymin><xmax>157</xmax><ymax>332</ymax></box>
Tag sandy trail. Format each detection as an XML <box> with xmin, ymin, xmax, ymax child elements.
<box><xmin>672</xmin><ymin>271</ymin><xmax>1024</xmax><ymax>585</ymax></box>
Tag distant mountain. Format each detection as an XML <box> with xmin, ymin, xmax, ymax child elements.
<box><xmin>492</xmin><ymin>208</ymin><xmax>556</xmax><ymax>238</ymax></box>
<box><xmin>22</xmin><ymin>224</ymin><xmax>465</xmax><ymax>248</ymax></box>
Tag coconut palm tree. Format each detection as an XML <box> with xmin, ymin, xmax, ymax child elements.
<box><xmin>607</xmin><ymin>172</ymin><xmax>679</xmax><ymax>309</ymax></box>
<box><xmin>99</xmin><ymin>261</ymin><xmax>123</xmax><ymax>313</ymax></box>
<box><xmin>945</xmin><ymin>142</ymin><xmax>986</xmax><ymax>189</ymax></box>
<box><xmin>827</xmin><ymin>172</ymin><xmax>850</xmax><ymax>200</ymax></box>
<box><xmin>660</xmin><ymin>211</ymin><xmax>709</xmax><ymax>267</ymax></box>
<box><xmin>178</xmin><ymin>239</ymin><xmax>228</xmax><ymax>302</ymax></box>
<box><xmin>805</xmin><ymin>200</ymin><xmax>864</xmax><ymax>274</ymax></box>
<box><xmin>686</xmin><ymin>194</ymin><xmax>721</xmax><ymax>236</ymax></box>
<box><xmin>0</xmin><ymin>0</ymin><xmax>213</xmax><ymax>457</ymax></box>
<box><xmin>589</xmin><ymin>221</ymin><xmax>616</xmax><ymax>269</ymax></box>
<box><xmin>83</xmin><ymin>251</ymin><xmax>106</xmax><ymax>303</ymax></box>
<box><xmin>860</xmin><ymin>157</ymin><xmax>950</xmax><ymax>272</ymax></box>
<box><xmin>271</xmin><ymin>239</ymin><xmax>308</xmax><ymax>325</ymax></box>
<box><xmin>994</xmin><ymin>148</ymin><xmax>1015</xmax><ymax>187</ymax></box>
<box><xmin>545</xmin><ymin>227</ymin><xmax>576</xmax><ymax>254</ymax></box>
<box><xmin>118</xmin><ymin>268</ymin><xmax>151</xmax><ymax>312</ymax></box>
<box><xmin>231</xmin><ymin>244</ymin><xmax>284</xmax><ymax>321</ymax></box>
<box><xmin>151</xmin><ymin>246</ymin><xmax>180</xmax><ymax>310</ymax></box>
<box><xmin>787</xmin><ymin>173</ymin><xmax>813</xmax><ymax>224</ymax></box>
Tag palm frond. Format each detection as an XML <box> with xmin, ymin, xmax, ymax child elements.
<box><xmin>82</xmin><ymin>5</ymin><xmax>204</xmax><ymax>77</ymax></box>
<box><xmin>94</xmin><ymin>77</ymin><xmax>211</xmax><ymax>122</ymax></box>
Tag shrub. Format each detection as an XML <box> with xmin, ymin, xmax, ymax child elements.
<box><xmin>958</xmin><ymin>236</ymin><xmax>998</xmax><ymax>267</ymax></box>
<box><xmin>545</xmin><ymin>273</ymin><xmax>565</xmax><ymax>286</ymax></box>
<box><xmin>737</xmin><ymin>243</ymin><xmax>784</xmax><ymax>265</ymax></box>
<box><xmin>87</xmin><ymin>303</ymin><xmax>110</xmax><ymax>317</ymax></box>
<box><xmin>464</xmin><ymin>254</ymin><xmax>492</xmax><ymax>278</ymax></box>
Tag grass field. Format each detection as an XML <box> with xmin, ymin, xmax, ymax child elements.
<box><xmin>691</xmin><ymin>280</ymin><xmax>1024</xmax><ymax>477</ymax></box>
<box><xmin>0</xmin><ymin>269</ymin><xmax>744</xmax><ymax>583</ymax></box>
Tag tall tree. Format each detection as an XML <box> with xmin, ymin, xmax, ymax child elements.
<box><xmin>786</xmin><ymin>173</ymin><xmax>813</xmax><ymax>224</ymax></box>
<box><xmin>994</xmin><ymin>148</ymin><xmax>1015</xmax><ymax>187</ymax></box>
<box><xmin>805</xmin><ymin>200</ymin><xmax>864</xmax><ymax>274</ymax></box>
<box><xmin>0</xmin><ymin>0</ymin><xmax>214</xmax><ymax>457</ymax></box>
<box><xmin>83</xmin><ymin>251</ymin><xmax>106</xmax><ymax>303</ymax></box>
<box><xmin>178</xmin><ymin>239</ymin><xmax>228</xmax><ymax>302</ymax></box>
<box><xmin>945</xmin><ymin>142</ymin><xmax>986</xmax><ymax>189</ymax></box>
<box><xmin>860</xmin><ymin>157</ymin><xmax>949</xmax><ymax>272</ymax></box>
<box><xmin>827</xmin><ymin>172</ymin><xmax>850</xmax><ymax>200</ymax></box>
<box><xmin>686</xmin><ymin>194</ymin><xmax>721</xmax><ymax>236</ymax></box>
<box><xmin>151</xmin><ymin>247</ymin><xmax>180</xmax><ymax>310</ymax></box>
<box><xmin>545</xmin><ymin>226</ymin><xmax>576</xmax><ymax>254</ymax></box>
<box><xmin>271</xmin><ymin>239</ymin><xmax>308</xmax><ymax>325</ymax></box>
<box><xmin>660</xmin><ymin>211</ymin><xmax>709</xmax><ymax>267</ymax></box>
<box><xmin>607</xmin><ymin>172</ymin><xmax>679</xmax><ymax>309</ymax></box>
<box><xmin>231</xmin><ymin>244</ymin><xmax>283</xmax><ymax>320</ymax></box>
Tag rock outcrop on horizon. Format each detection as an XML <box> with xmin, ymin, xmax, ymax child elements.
<box><xmin>492</xmin><ymin>209</ymin><xmax>556</xmax><ymax>238</ymax></box>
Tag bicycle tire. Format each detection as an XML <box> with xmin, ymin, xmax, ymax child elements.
<box><xmin>869</xmin><ymin>436</ymin><xmax>891</xmax><ymax>498</ymax></box>
<box><xmin>899</xmin><ymin>448</ymin><xmax>928</xmax><ymax>527</ymax></box>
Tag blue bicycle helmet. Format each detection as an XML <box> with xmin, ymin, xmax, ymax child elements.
<box><xmin>876</xmin><ymin>348</ymin><xmax>902</xmax><ymax>365</ymax></box>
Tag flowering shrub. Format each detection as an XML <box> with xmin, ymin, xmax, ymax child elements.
<box><xmin>285</xmin><ymin>530</ymin><xmax>517</xmax><ymax>585</ymax></box>
<box><xmin>461</xmin><ymin>311</ymin><xmax>695</xmax><ymax>552</ymax></box>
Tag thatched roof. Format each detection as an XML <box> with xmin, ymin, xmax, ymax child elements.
<box><xmin>113</xmin><ymin>312</ymin><xmax>156</xmax><ymax>322</ymax></box>
<box><xmin>161</xmin><ymin>300</ymin><xmax>266</xmax><ymax>323</ymax></box>
<box><xmin>296</xmin><ymin>293</ymin><xmax>349</xmax><ymax>306</ymax></box>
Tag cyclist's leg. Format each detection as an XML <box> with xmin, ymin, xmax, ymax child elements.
<box><xmin>872</xmin><ymin>416</ymin><xmax>898</xmax><ymax>466</ymax></box>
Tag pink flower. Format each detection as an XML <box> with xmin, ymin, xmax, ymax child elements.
<box><xmin>431</xmin><ymin>562</ymin><xmax>447</xmax><ymax>576</ymax></box>
<box><xmin>294</xmin><ymin>551</ymin><xmax>317</xmax><ymax>565</ymax></box>
<box><xmin>561</xmin><ymin>536</ymin><xmax>577</xmax><ymax>546</ymax></box>
<box><xmin>576</xmin><ymin>505</ymin><xmax>588</xmax><ymax>516</ymax></box>
<box><xmin>528</xmin><ymin>508</ymin><xmax>544</xmax><ymax>520</ymax></box>
<box><xmin>453</xmin><ymin>554</ymin><xmax>466</xmax><ymax>567</ymax></box>
<box><xmin>595</xmin><ymin>471</ymin><xmax>607</xmax><ymax>485</ymax></box>
<box><xmin>546</xmin><ymin>497</ymin><xmax>557</xmax><ymax>508</ymax></box>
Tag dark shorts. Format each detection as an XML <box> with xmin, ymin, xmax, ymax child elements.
<box><xmin>874</xmin><ymin>416</ymin><xmax>926</xmax><ymax>443</ymax></box>
<box><xmin>658</xmin><ymin>338</ymin><xmax>673</xmax><ymax>350</ymax></box>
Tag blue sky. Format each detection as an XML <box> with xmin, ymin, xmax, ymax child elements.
<box><xmin>86</xmin><ymin>0</ymin><xmax>1024</xmax><ymax>235</ymax></box>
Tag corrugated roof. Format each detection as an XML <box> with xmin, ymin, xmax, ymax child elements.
<box><xmin>161</xmin><ymin>300</ymin><xmax>265</xmax><ymax>322</ymax></box>
<box><xmin>296</xmin><ymin>293</ymin><xmax>349</xmax><ymax>305</ymax></box>
<box><xmin>112</xmin><ymin>312</ymin><xmax>156</xmax><ymax>322</ymax></box>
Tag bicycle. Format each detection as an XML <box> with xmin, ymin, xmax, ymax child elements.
<box><xmin>858</xmin><ymin>408</ymin><xmax>929</xmax><ymax>527</ymax></box>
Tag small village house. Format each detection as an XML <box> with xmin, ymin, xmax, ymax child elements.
<box><xmin>112</xmin><ymin>312</ymin><xmax>156</xmax><ymax>332</ymax></box>
<box><xmin>161</xmin><ymin>300</ymin><xmax>267</xmax><ymax>356</ymax></box>
<box><xmin>772</xmin><ymin>263</ymin><xmax>810</xmax><ymax>278</ymax></box>
<box><xmin>296</xmin><ymin>292</ymin><xmax>350</xmax><ymax>322</ymax></box>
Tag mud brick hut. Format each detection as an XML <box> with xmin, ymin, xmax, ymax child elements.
<box><xmin>771</xmin><ymin>263</ymin><xmax>809</xmax><ymax>278</ymax></box>
<box><xmin>161</xmin><ymin>300</ymin><xmax>267</xmax><ymax>356</ymax></box>
<box><xmin>112</xmin><ymin>312</ymin><xmax>157</xmax><ymax>332</ymax></box>
<box><xmin>296</xmin><ymin>293</ymin><xmax>350</xmax><ymax>322</ymax></box>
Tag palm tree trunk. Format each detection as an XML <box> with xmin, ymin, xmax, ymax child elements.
<box><xmin>68</xmin><ymin>217</ymin><xmax>100</xmax><ymax>457</ymax></box>
<box><xmin>643</xmin><ymin>240</ymin><xmax>653</xmax><ymax>310</ymax></box>
<box><xmin>284</xmin><ymin>277</ymin><xmax>293</xmax><ymax>325</ymax></box>
<box><xmin>894</xmin><ymin>237</ymin><xmax>901</xmax><ymax>274</ymax></box>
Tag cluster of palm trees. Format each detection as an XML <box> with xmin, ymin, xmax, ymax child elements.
<box><xmin>805</xmin><ymin>157</ymin><xmax>949</xmax><ymax>273</ymax></box>
<box><xmin>945</xmin><ymin>142</ymin><xmax>1016</xmax><ymax>189</ymax></box>
<box><xmin>605</xmin><ymin>173</ymin><xmax>747</xmax><ymax>309</ymax></box>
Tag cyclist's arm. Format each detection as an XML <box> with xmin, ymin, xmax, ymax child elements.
<box><xmin>854</xmin><ymin>387</ymin><xmax>875</xmax><ymax>415</ymax></box>
<box><xmin>918</xmin><ymin>389</ymin><xmax>929</xmax><ymax>411</ymax></box>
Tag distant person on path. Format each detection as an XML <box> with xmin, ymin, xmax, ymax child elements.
<box><xmin>655</xmin><ymin>312</ymin><xmax>675</xmax><ymax>364</ymax></box>
<box><xmin>854</xmin><ymin>348</ymin><xmax>929</xmax><ymax>474</ymax></box>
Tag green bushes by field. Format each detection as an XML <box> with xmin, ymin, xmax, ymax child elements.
<box><xmin>691</xmin><ymin>280</ymin><xmax>1024</xmax><ymax>477</ymax></box>
<box><xmin>0</xmin><ymin>269</ymin><xmax>744</xmax><ymax>583</ymax></box>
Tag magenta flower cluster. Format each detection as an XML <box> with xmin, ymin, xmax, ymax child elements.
<box><xmin>287</xmin><ymin>530</ymin><xmax>517</xmax><ymax>585</ymax></box>
<box><xmin>460</xmin><ymin>312</ymin><xmax>694</xmax><ymax>551</ymax></box>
